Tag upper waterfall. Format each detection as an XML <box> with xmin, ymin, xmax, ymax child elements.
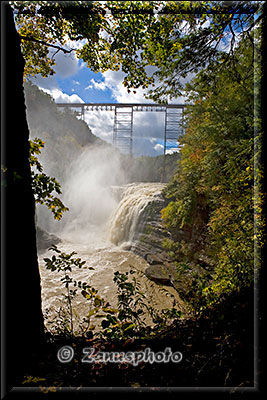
<box><xmin>109</xmin><ymin>182</ymin><xmax>165</xmax><ymax>246</ymax></box>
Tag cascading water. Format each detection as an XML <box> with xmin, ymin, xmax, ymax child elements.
<box><xmin>37</xmin><ymin>148</ymin><xmax>183</xmax><ymax>333</ymax></box>
<box><xmin>109</xmin><ymin>182</ymin><xmax>165</xmax><ymax>246</ymax></box>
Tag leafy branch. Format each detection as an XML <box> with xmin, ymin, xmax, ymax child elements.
<box><xmin>19</xmin><ymin>34</ymin><xmax>75</xmax><ymax>54</ymax></box>
<box><xmin>29</xmin><ymin>137</ymin><xmax>69</xmax><ymax>220</ymax></box>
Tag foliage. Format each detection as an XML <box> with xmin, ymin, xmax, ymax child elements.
<box><xmin>99</xmin><ymin>269</ymin><xmax>149</xmax><ymax>340</ymax></box>
<box><xmin>44</xmin><ymin>245</ymin><xmax>111</xmax><ymax>337</ymax></box>
<box><xmin>161</xmin><ymin>33</ymin><xmax>261</xmax><ymax>311</ymax></box>
<box><xmin>29</xmin><ymin>137</ymin><xmax>69</xmax><ymax>220</ymax></box>
<box><xmin>142</xmin><ymin>1</ymin><xmax>262</xmax><ymax>102</ymax></box>
<box><xmin>99</xmin><ymin>270</ymin><xmax>182</xmax><ymax>340</ymax></box>
<box><xmin>12</xmin><ymin>1</ymin><xmax>262</xmax><ymax>99</ymax></box>
<box><xmin>44</xmin><ymin>246</ymin><xmax>182</xmax><ymax>340</ymax></box>
<box><xmin>21</xmin><ymin>285</ymin><xmax>254</xmax><ymax>388</ymax></box>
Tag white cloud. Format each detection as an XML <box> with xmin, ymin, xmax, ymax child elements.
<box><xmin>154</xmin><ymin>143</ymin><xmax>164</xmax><ymax>152</ymax></box>
<box><xmin>28</xmin><ymin>49</ymin><xmax>80</xmax><ymax>91</ymax></box>
<box><xmin>101</xmin><ymin>65</ymin><xmax>188</xmax><ymax>105</ymax></box>
<box><xmin>101</xmin><ymin>69</ymin><xmax>151</xmax><ymax>103</ymax></box>
<box><xmin>53</xmin><ymin>51</ymin><xmax>80</xmax><ymax>78</ymax></box>
<box><xmin>65</xmin><ymin>38</ymin><xmax>87</xmax><ymax>51</ymax></box>
<box><xmin>41</xmin><ymin>88</ymin><xmax>84</xmax><ymax>104</ymax></box>
<box><xmin>84</xmin><ymin>110</ymin><xmax>114</xmax><ymax>142</ymax></box>
<box><xmin>134</xmin><ymin>137</ymin><xmax>163</xmax><ymax>157</ymax></box>
<box><xmin>47</xmin><ymin>38</ymin><xmax>86</xmax><ymax>79</ymax></box>
<box><xmin>79</xmin><ymin>61</ymin><xmax>86</xmax><ymax>69</ymax></box>
<box><xmin>85</xmin><ymin>78</ymin><xmax>108</xmax><ymax>91</ymax></box>
<box><xmin>166</xmin><ymin>148</ymin><xmax>179</xmax><ymax>155</ymax></box>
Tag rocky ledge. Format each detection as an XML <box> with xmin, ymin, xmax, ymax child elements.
<box><xmin>129</xmin><ymin>189</ymin><xmax>213</xmax><ymax>299</ymax></box>
<box><xmin>129</xmin><ymin>195</ymin><xmax>181</xmax><ymax>289</ymax></box>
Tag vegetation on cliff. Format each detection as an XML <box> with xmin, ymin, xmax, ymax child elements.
<box><xmin>24</xmin><ymin>81</ymin><xmax>104</xmax><ymax>182</ymax></box>
<box><xmin>161</xmin><ymin>31</ymin><xmax>263</xmax><ymax>314</ymax></box>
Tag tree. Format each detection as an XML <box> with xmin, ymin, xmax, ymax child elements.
<box><xmin>1</xmin><ymin>3</ymin><xmax>45</xmax><ymax>392</ymax></box>
<box><xmin>12</xmin><ymin>1</ymin><xmax>262</xmax><ymax>99</ymax></box>
<box><xmin>160</xmin><ymin>30</ymin><xmax>262</xmax><ymax>309</ymax></box>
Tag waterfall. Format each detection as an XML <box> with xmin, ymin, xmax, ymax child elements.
<box><xmin>109</xmin><ymin>182</ymin><xmax>165</xmax><ymax>246</ymax></box>
<box><xmin>39</xmin><ymin>181</ymin><xmax>185</xmax><ymax>334</ymax></box>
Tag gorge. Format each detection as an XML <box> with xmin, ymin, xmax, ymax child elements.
<box><xmin>24</xmin><ymin>82</ymin><xmax>185</xmax><ymax>333</ymax></box>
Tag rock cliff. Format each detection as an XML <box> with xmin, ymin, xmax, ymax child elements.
<box><xmin>129</xmin><ymin>194</ymin><xmax>181</xmax><ymax>288</ymax></box>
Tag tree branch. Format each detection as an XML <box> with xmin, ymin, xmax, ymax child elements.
<box><xmin>244</xmin><ymin>13</ymin><xmax>263</xmax><ymax>33</ymax></box>
<box><xmin>19</xmin><ymin>35</ymin><xmax>75</xmax><ymax>54</ymax></box>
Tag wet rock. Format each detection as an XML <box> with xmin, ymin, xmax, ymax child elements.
<box><xmin>146</xmin><ymin>253</ymin><xmax>165</xmax><ymax>265</ymax></box>
<box><xmin>145</xmin><ymin>265</ymin><xmax>172</xmax><ymax>285</ymax></box>
<box><xmin>129</xmin><ymin>196</ymin><xmax>177</xmax><ymax>277</ymax></box>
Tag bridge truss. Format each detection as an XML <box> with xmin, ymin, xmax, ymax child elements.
<box><xmin>56</xmin><ymin>102</ymin><xmax>185</xmax><ymax>158</ymax></box>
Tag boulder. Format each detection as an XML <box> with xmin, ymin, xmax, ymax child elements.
<box><xmin>145</xmin><ymin>265</ymin><xmax>173</xmax><ymax>285</ymax></box>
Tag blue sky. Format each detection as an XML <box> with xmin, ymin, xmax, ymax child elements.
<box><xmin>56</xmin><ymin>62</ymin><xmax>115</xmax><ymax>104</ymax></box>
<box><xmin>30</xmin><ymin>44</ymin><xmax>185</xmax><ymax>157</ymax></box>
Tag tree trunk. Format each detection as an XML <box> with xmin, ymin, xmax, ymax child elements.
<box><xmin>1</xmin><ymin>3</ymin><xmax>45</xmax><ymax>393</ymax></box>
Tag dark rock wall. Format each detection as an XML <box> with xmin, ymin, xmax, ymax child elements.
<box><xmin>129</xmin><ymin>196</ymin><xmax>179</xmax><ymax>286</ymax></box>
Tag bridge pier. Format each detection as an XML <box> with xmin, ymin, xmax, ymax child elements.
<box><xmin>113</xmin><ymin>105</ymin><xmax>133</xmax><ymax>156</ymax></box>
<box><xmin>56</xmin><ymin>102</ymin><xmax>185</xmax><ymax>159</ymax></box>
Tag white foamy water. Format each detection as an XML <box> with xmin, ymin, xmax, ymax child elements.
<box><xmin>109</xmin><ymin>182</ymin><xmax>165</xmax><ymax>246</ymax></box>
<box><xmin>38</xmin><ymin>182</ymin><xmax>185</xmax><ymax>334</ymax></box>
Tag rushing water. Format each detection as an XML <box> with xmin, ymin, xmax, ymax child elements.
<box><xmin>109</xmin><ymin>182</ymin><xmax>165</xmax><ymax>246</ymax></box>
<box><xmin>38</xmin><ymin>182</ymin><xmax>184</xmax><ymax>334</ymax></box>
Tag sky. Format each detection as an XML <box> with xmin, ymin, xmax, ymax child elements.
<box><xmin>30</xmin><ymin>46</ymin><xmax>186</xmax><ymax>157</ymax></box>
<box><xmin>21</xmin><ymin>1</ymin><xmax>260</xmax><ymax>158</ymax></box>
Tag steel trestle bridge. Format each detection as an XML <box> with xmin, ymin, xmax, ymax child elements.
<box><xmin>56</xmin><ymin>102</ymin><xmax>186</xmax><ymax>158</ymax></box>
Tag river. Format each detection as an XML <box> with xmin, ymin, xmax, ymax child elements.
<box><xmin>38</xmin><ymin>182</ymin><xmax>185</xmax><ymax>334</ymax></box>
